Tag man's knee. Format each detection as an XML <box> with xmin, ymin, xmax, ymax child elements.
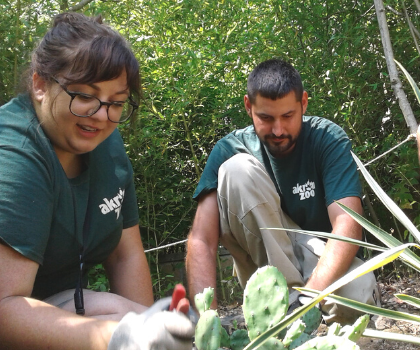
<box><xmin>218</xmin><ymin>153</ymin><xmax>265</xmax><ymax>193</ymax></box>
<box><xmin>322</xmin><ymin>263</ymin><xmax>380</xmax><ymax>324</ymax></box>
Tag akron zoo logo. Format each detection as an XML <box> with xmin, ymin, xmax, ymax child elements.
<box><xmin>292</xmin><ymin>180</ymin><xmax>315</xmax><ymax>201</ymax></box>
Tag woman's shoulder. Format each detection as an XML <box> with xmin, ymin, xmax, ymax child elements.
<box><xmin>0</xmin><ymin>94</ymin><xmax>51</xmax><ymax>152</ymax></box>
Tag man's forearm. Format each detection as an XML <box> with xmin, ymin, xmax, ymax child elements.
<box><xmin>0</xmin><ymin>296</ymin><xmax>116</xmax><ymax>350</ymax></box>
<box><xmin>105</xmin><ymin>251</ymin><xmax>154</xmax><ymax>307</ymax></box>
<box><xmin>307</xmin><ymin>198</ymin><xmax>364</xmax><ymax>292</ymax></box>
<box><xmin>186</xmin><ymin>239</ymin><xmax>218</xmax><ymax>309</ymax></box>
<box><xmin>305</xmin><ymin>238</ymin><xmax>359</xmax><ymax>292</ymax></box>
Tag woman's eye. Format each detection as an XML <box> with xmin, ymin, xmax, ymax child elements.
<box><xmin>112</xmin><ymin>101</ymin><xmax>126</xmax><ymax>108</ymax></box>
<box><xmin>76</xmin><ymin>94</ymin><xmax>96</xmax><ymax>102</ymax></box>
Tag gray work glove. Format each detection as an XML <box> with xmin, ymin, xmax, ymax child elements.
<box><xmin>287</xmin><ymin>293</ymin><xmax>321</xmax><ymax>315</ymax></box>
<box><xmin>108</xmin><ymin>297</ymin><xmax>197</xmax><ymax>350</ymax></box>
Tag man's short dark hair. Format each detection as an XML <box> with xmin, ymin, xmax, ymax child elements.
<box><xmin>247</xmin><ymin>58</ymin><xmax>303</xmax><ymax>104</ymax></box>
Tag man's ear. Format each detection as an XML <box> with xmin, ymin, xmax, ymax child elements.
<box><xmin>301</xmin><ymin>91</ymin><xmax>309</xmax><ymax>115</ymax></box>
<box><xmin>32</xmin><ymin>72</ymin><xmax>48</xmax><ymax>102</ymax></box>
<box><xmin>244</xmin><ymin>95</ymin><xmax>252</xmax><ymax>117</ymax></box>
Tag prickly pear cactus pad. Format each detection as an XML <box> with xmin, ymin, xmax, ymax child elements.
<box><xmin>293</xmin><ymin>335</ymin><xmax>359</xmax><ymax>350</ymax></box>
<box><xmin>258</xmin><ymin>337</ymin><xmax>287</xmax><ymax>350</ymax></box>
<box><xmin>229</xmin><ymin>329</ymin><xmax>250</xmax><ymax>350</ymax></box>
<box><xmin>195</xmin><ymin>309</ymin><xmax>222</xmax><ymax>350</ymax></box>
<box><xmin>195</xmin><ymin>287</ymin><xmax>215</xmax><ymax>315</ymax></box>
<box><xmin>243</xmin><ymin>266</ymin><xmax>289</xmax><ymax>340</ymax></box>
<box><xmin>301</xmin><ymin>306</ymin><xmax>322</xmax><ymax>335</ymax></box>
<box><xmin>283</xmin><ymin>320</ymin><xmax>305</xmax><ymax>347</ymax></box>
<box><xmin>340</xmin><ymin>314</ymin><xmax>370</xmax><ymax>343</ymax></box>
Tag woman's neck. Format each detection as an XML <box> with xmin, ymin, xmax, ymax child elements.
<box><xmin>54</xmin><ymin>148</ymin><xmax>84</xmax><ymax>179</ymax></box>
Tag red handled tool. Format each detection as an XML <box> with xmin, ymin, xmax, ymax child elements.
<box><xmin>169</xmin><ymin>284</ymin><xmax>186</xmax><ymax>311</ymax></box>
<box><xmin>169</xmin><ymin>284</ymin><xmax>189</xmax><ymax>312</ymax></box>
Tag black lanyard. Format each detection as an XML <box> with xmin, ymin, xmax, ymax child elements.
<box><xmin>71</xmin><ymin>187</ymin><xmax>90</xmax><ymax>316</ymax></box>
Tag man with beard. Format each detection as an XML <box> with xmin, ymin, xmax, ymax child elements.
<box><xmin>186</xmin><ymin>58</ymin><xmax>379</xmax><ymax>324</ymax></box>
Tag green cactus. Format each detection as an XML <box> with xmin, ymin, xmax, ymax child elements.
<box><xmin>195</xmin><ymin>309</ymin><xmax>222</xmax><ymax>350</ymax></box>
<box><xmin>230</xmin><ymin>329</ymin><xmax>250</xmax><ymax>350</ymax></box>
<box><xmin>301</xmin><ymin>307</ymin><xmax>322</xmax><ymax>335</ymax></box>
<box><xmin>243</xmin><ymin>266</ymin><xmax>289</xmax><ymax>340</ymax></box>
<box><xmin>259</xmin><ymin>337</ymin><xmax>287</xmax><ymax>350</ymax></box>
<box><xmin>195</xmin><ymin>287</ymin><xmax>215</xmax><ymax>315</ymax></box>
<box><xmin>293</xmin><ymin>335</ymin><xmax>360</xmax><ymax>350</ymax></box>
<box><xmin>193</xmin><ymin>268</ymin><xmax>371</xmax><ymax>350</ymax></box>
<box><xmin>220</xmin><ymin>327</ymin><xmax>230</xmax><ymax>349</ymax></box>
<box><xmin>293</xmin><ymin>314</ymin><xmax>370</xmax><ymax>350</ymax></box>
<box><xmin>326</xmin><ymin>323</ymin><xmax>341</xmax><ymax>336</ymax></box>
<box><xmin>282</xmin><ymin>320</ymin><xmax>305</xmax><ymax>347</ymax></box>
<box><xmin>340</xmin><ymin>314</ymin><xmax>369</xmax><ymax>343</ymax></box>
<box><xmin>274</xmin><ymin>304</ymin><xmax>321</xmax><ymax>350</ymax></box>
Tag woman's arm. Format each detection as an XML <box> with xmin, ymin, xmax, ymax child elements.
<box><xmin>104</xmin><ymin>224</ymin><xmax>154</xmax><ymax>307</ymax></box>
<box><xmin>0</xmin><ymin>243</ymin><xmax>117</xmax><ymax>350</ymax></box>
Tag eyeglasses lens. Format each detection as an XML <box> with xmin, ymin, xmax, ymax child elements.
<box><xmin>70</xmin><ymin>95</ymin><xmax>133</xmax><ymax>123</ymax></box>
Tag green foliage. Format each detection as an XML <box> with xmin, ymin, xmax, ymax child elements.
<box><xmin>3</xmin><ymin>0</ymin><xmax>420</xmax><ymax>293</ymax></box>
<box><xmin>87</xmin><ymin>264</ymin><xmax>109</xmax><ymax>292</ymax></box>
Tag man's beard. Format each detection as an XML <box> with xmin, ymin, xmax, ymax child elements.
<box><xmin>252</xmin><ymin>120</ymin><xmax>301</xmax><ymax>158</ymax></box>
<box><xmin>261</xmin><ymin>133</ymin><xmax>298</xmax><ymax>158</ymax></box>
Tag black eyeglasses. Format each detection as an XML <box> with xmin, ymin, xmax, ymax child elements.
<box><xmin>53</xmin><ymin>78</ymin><xmax>138</xmax><ymax>123</ymax></box>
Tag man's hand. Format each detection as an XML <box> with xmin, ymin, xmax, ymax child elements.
<box><xmin>287</xmin><ymin>294</ymin><xmax>321</xmax><ymax>315</ymax></box>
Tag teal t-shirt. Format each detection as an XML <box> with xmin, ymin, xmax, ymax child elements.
<box><xmin>193</xmin><ymin>116</ymin><xmax>362</xmax><ymax>233</ymax></box>
<box><xmin>0</xmin><ymin>94</ymin><xmax>139</xmax><ymax>299</ymax></box>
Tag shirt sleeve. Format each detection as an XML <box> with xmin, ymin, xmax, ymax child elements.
<box><xmin>319</xmin><ymin>127</ymin><xmax>362</xmax><ymax>206</ymax></box>
<box><xmin>0</xmin><ymin>145</ymin><xmax>54</xmax><ymax>264</ymax></box>
<box><xmin>193</xmin><ymin>142</ymin><xmax>231</xmax><ymax>200</ymax></box>
<box><xmin>121</xmin><ymin>159</ymin><xmax>140</xmax><ymax>229</ymax></box>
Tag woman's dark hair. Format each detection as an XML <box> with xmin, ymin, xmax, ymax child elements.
<box><xmin>28</xmin><ymin>12</ymin><xmax>140</xmax><ymax>103</ymax></box>
<box><xmin>247</xmin><ymin>58</ymin><xmax>303</xmax><ymax>104</ymax></box>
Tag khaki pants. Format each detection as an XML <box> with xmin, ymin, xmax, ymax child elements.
<box><xmin>43</xmin><ymin>289</ymin><xmax>147</xmax><ymax>320</ymax></box>
<box><xmin>217</xmin><ymin>153</ymin><xmax>380</xmax><ymax>324</ymax></box>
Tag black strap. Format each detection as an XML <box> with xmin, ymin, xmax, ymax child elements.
<box><xmin>71</xmin><ymin>187</ymin><xmax>91</xmax><ymax>316</ymax></box>
<box><xmin>74</xmin><ymin>253</ymin><xmax>85</xmax><ymax>315</ymax></box>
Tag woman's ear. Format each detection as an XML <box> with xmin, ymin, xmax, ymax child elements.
<box><xmin>32</xmin><ymin>73</ymin><xmax>47</xmax><ymax>102</ymax></box>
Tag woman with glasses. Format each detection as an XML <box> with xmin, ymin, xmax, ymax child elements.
<box><xmin>0</xmin><ymin>12</ymin><xmax>194</xmax><ymax>350</ymax></box>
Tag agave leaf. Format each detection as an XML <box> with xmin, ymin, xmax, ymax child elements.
<box><xmin>335</xmin><ymin>202</ymin><xmax>420</xmax><ymax>273</ymax></box>
<box><xmin>352</xmin><ymin>152</ymin><xmax>420</xmax><ymax>243</ymax></box>
<box><xmin>363</xmin><ymin>329</ymin><xmax>420</xmax><ymax>344</ymax></box>
<box><xmin>395</xmin><ymin>293</ymin><xmax>420</xmax><ymax>308</ymax></box>
<box><xmin>297</xmin><ymin>288</ymin><xmax>420</xmax><ymax>325</ymax></box>
<box><xmin>394</xmin><ymin>59</ymin><xmax>420</xmax><ymax>106</ymax></box>
<box><xmin>263</xmin><ymin>227</ymin><xmax>385</xmax><ymax>252</ymax></box>
<box><xmin>243</xmin><ymin>244</ymin><xmax>409</xmax><ymax>350</ymax></box>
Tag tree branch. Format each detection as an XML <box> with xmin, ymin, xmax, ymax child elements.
<box><xmin>414</xmin><ymin>0</ymin><xmax>420</xmax><ymax>14</ymax></box>
<box><xmin>69</xmin><ymin>0</ymin><xmax>96</xmax><ymax>11</ymax></box>
<box><xmin>401</xmin><ymin>0</ymin><xmax>420</xmax><ymax>57</ymax></box>
<box><xmin>386</xmin><ymin>5</ymin><xmax>420</xmax><ymax>40</ymax></box>
<box><xmin>374</xmin><ymin>0</ymin><xmax>418</xmax><ymax>134</ymax></box>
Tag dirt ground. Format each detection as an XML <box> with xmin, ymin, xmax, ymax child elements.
<box><xmin>218</xmin><ymin>274</ymin><xmax>420</xmax><ymax>349</ymax></box>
